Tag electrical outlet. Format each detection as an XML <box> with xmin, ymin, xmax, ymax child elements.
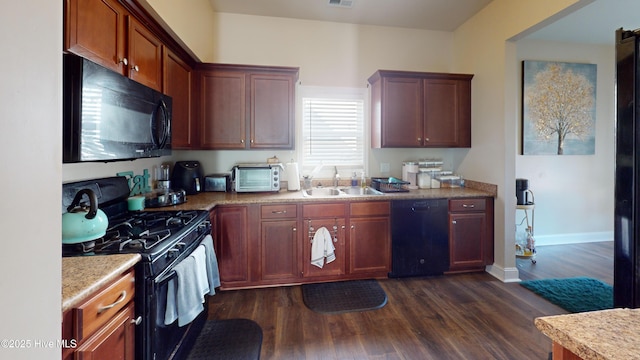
<box><xmin>380</xmin><ymin>163</ymin><xmax>390</xmax><ymax>173</ymax></box>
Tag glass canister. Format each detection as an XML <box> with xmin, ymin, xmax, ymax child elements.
<box><xmin>418</xmin><ymin>169</ymin><xmax>432</xmax><ymax>189</ymax></box>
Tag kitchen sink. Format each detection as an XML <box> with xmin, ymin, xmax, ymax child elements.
<box><xmin>340</xmin><ymin>187</ymin><xmax>384</xmax><ymax>196</ymax></box>
<box><xmin>302</xmin><ymin>187</ymin><xmax>384</xmax><ymax>197</ymax></box>
<box><xmin>302</xmin><ymin>188</ymin><xmax>342</xmax><ymax>197</ymax></box>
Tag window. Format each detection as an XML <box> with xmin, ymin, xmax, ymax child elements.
<box><xmin>299</xmin><ymin>86</ymin><xmax>366</xmax><ymax>179</ymax></box>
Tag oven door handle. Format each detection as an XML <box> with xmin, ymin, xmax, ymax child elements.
<box><xmin>156</xmin><ymin>269</ymin><xmax>177</xmax><ymax>285</ymax></box>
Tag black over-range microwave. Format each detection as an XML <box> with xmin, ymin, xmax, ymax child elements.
<box><xmin>63</xmin><ymin>54</ymin><xmax>172</xmax><ymax>163</ymax></box>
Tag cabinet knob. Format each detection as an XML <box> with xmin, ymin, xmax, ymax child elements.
<box><xmin>425</xmin><ymin>138</ymin><xmax>430</xmax><ymax>142</ymax></box>
<box><xmin>131</xmin><ymin>316</ymin><xmax>142</xmax><ymax>325</ymax></box>
<box><xmin>131</xmin><ymin>65</ymin><xmax>140</xmax><ymax>72</ymax></box>
<box><xmin>452</xmin><ymin>220</ymin><xmax>457</xmax><ymax>224</ymax></box>
<box><xmin>292</xmin><ymin>227</ymin><xmax>297</xmax><ymax>232</ymax></box>
<box><xmin>119</xmin><ymin>57</ymin><xmax>128</xmax><ymax>66</ymax></box>
<box><xmin>417</xmin><ymin>137</ymin><xmax>421</xmax><ymax>142</ymax></box>
<box><xmin>250</xmin><ymin>139</ymin><xmax>254</xmax><ymax>143</ymax></box>
<box><xmin>240</xmin><ymin>139</ymin><xmax>245</xmax><ymax>144</ymax></box>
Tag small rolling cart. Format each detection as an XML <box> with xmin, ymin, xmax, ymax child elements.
<box><xmin>515</xmin><ymin>179</ymin><xmax>536</xmax><ymax>264</ymax></box>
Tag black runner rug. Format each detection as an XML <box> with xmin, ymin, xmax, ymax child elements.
<box><xmin>302</xmin><ymin>279</ymin><xmax>388</xmax><ymax>314</ymax></box>
<box><xmin>186</xmin><ymin>318</ymin><xmax>262</xmax><ymax>360</ymax></box>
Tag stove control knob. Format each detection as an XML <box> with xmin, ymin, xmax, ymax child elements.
<box><xmin>167</xmin><ymin>248</ymin><xmax>179</xmax><ymax>259</ymax></box>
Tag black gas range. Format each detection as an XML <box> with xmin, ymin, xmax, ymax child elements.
<box><xmin>62</xmin><ymin>176</ymin><xmax>213</xmax><ymax>360</ymax></box>
<box><xmin>63</xmin><ymin>209</ymin><xmax>210</xmax><ymax>275</ymax></box>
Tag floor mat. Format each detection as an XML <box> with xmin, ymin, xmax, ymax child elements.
<box><xmin>186</xmin><ymin>319</ymin><xmax>262</xmax><ymax>360</ymax></box>
<box><xmin>302</xmin><ymin>279</ymin><xmax>388</xmax><ymax>314</ymax></box>
<box><xmin>520</xmin><ymin>277</ymin><xmax>613</xmax><ymax>313</ymax></box>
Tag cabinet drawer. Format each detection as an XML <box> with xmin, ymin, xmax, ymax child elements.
<box><xmin>449</xmin><ymin>198</ymin><xmax>486</xmax><ymax>212</ymax></box>
<box><xmin>261</xmin><ymin>204</ymin><xmax>297</xmax><ymax>219</ymax></box>
<box><xmin>303</xmin><ymin>203</ymin><xmax>345</xmax><ymax>218</ymax></box>
<box><xmin>74</xmin><ymin>270</ymin><xmax>135</xmax><ymax>341</ymax></box>
<box><xmin>350</xmin><ymin>201</ymin><xmax>390</xmax><ymax>217</ymax></box>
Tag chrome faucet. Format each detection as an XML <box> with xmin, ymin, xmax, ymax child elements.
<box><xmin>333</xmin><ymin>166</ymin><xmax>340</xmax><ymax>187</ymax></box>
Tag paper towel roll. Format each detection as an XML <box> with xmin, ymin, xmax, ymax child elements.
<box><xmin>286</xmin><ymin>162</ymin><xmax>300</xmax><ymax>191</ymax></box>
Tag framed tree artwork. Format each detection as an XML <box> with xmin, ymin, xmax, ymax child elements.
<box><xmin>521</xmin><ymin>60</ymin><xmax>597</xmax><ymax>155</ymax></box>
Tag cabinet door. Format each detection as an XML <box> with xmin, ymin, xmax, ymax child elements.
<box><xmin>164</xmin><ymin>49</ymin><xmax>193</xmax><ymax>149</ymax></box>
<box><xmin>381</xmin><ymin>77</ymin><xmax>423</xmax><ymax>147</ymax></box>
<box><xmin>449</xmin><ymin>212</ymin><xmax>487</xmax><ymax>271</ymax></box>
<box><xmin>250</xmin><ymin>74</ymin><xmax>295</xmax><ymax>149</ymax></box>
<box><xmin>216</xmin><ymin>206</ymin><xmax>250</xmax><ymax>285</ymax></box>
<box><xmin>302</xmin><ymin>218</ymin><xmax>346</xmax><ymax>278</ymax></box>
<box><xmin>424</xmin><ymin>78</ymin><xmax>471</xmax><ymax>147</ymax></box>
<box><xmin>74</xmin><ymin>302</ymin><xmax>135</xmax><ymax>360</ymax></box>
<box><xmin>261</xmin><ymin>220</ymin><xmax>300</xmax><ymax>282</ymax></box>
<box><xmin>199</xmin><ymin>71</ymin><xmax>247</xmax><ymax>149</ymax></box>
<box><xmin>65</xmin><ymin>0</ymin><xmax>126</xmax><ymax>73</ymax></box>
<box><xmin>349</xmin><ymin>217</ymin><xmax>390</xmax><ymax>274</ymax></box>
<box><xmin>127</xmin><ymin>17</ymin><xmax>163</xmax><ymax>91</ymax></box>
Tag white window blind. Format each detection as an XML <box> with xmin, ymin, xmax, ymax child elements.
<box><xmin>301</xmin><ymin>91</ymin><xmax>365</xmax><ymax>178</ymax></box>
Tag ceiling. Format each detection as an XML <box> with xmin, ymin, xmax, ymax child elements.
<box><xmin>209</xmin><ymin>0</ymin><xmax>493</xmax><ymax>32</ymax></box>
<box><xmin>209</xmin><ymin>0</ymin><xmax>640</xmax><ymax>45</ymax></box>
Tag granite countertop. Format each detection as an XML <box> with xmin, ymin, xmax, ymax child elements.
<box><xmin>535</xmin><ymin>308</ymin><xmax>640</xmax><ymax>360</ymax></box>
<box><xmin>62</xmin><ymin>254</ymin><xmax>141</xmax><ymax>312</ymax></box>
<box><xmin>153</xmin><ymin>180</ymin><xmax>497</xmax><ymax>211</ymax></box>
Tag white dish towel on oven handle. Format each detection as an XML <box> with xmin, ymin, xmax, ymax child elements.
<box><xmin>201</xmin><ymin>234</ymin><xmax>221</xmax><ymax>293</ymax></box>
<box><xmin>164</xmin><ymin>250</ymin><xmax>207</xmax><ymax>326</ymax></box>
<box><xmin>164</xmin><ymin>235</ymin><xmax>221</xmax><ymax>327</ymax></box>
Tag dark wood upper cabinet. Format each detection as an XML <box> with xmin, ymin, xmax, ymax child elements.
<box><xmin>127</xmin><ymin>16</ymin><xmax>163</xmax><ymax>91</ymax></box>
<box><xmin>65</xmin><ymin>0</ymin><xmax>127</xmax><ymax>74</ymax></box>
<box><xmin>163</xmin><ymin>49</ymin><xmax>193</xmax><ymax>149</ymax></box>
<box><xmin>65</xmin><ymin>0</ymin><xmax>163</xmax><ymax>91</ymax></box>
<box><xmin>195</xmin><ymin>64</ymin><xmax>299</xmax><ymax>150</ymax></box>
<box><xmin>369</xmin><ymin>70</ymin><xmax>473</xmax><ymax>148</ymax></box>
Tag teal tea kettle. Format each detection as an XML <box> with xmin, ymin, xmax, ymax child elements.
<box><xmin>62</xmin><ymin>189</ymin><xmax>109</xmax><ymax>244</ymax></box>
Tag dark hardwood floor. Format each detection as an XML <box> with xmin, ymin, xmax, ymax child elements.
<box><xmin>206</xmin><ymin>241</ymin><xmax>614</xmax><ymax>359</ymax></box>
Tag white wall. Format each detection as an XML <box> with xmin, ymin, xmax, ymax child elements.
<box><xmin>452</xmin><ymin>0</ymin><xmax>585</xmax><ymax>281</ymax></box>
<box><xmin>515</xmin><ymin>39</ymin><xmax>614</xmax><ymax>245</ymax></box>
<box><xmin>168</xmin><ymin>13</ymin><xmax>470</xmax><ymax>179</ymax></box>
<box><xmin>147</xmin><ymin>1</ymin><xmax>592</xmax><ymax>283</ymax></box>
<box><xmin>0</xmin><ymin>1</ymin><xmax>61</xmax><ymax>359</ymax></box>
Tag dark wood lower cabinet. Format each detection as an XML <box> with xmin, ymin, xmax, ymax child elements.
<box><xmin>216</xmin><ymin>201</ymin><xmax>391</xmax><ymax>289</ymax></box>
<box><xmin>349</xmin><ymin>201</ymin><xmax>391</xmax><ymax>275</ymax></box>
<box><xmin>74</xmin><ymin>303</ymin><xmax>135</xmax><ymax>360</ymax></box>
<box><xmin>214</xmin><ymin>197</ymin><xmax>493</xmax><ymax>289</ymax></box>
<box><xmin>216</xmin><ymin>205</ymin><xmax>252</xmax><ymax>287</ymax></box>
<box><xmin>302</xmin><ymin>217</ymin><xmax>347</xmax><ymax>279</ymax></box>
<box><xmin>261</xmin><ymin>219</ymin><xmax>300</xmax><ymax>282</ymax></box>
<box><xmin>62</xmin><ymin>270</ymin><xmax>136</xmax><ymax>360</ymax></box>
<box><xmin>349</xmin><ymin>216</ymin><xmax>391</xmax><ymax>274</ymax></box>
<box><xmin>448</xmin><ymin>197</ymin><xmax>494</xmax><ymax>273</ymax></box>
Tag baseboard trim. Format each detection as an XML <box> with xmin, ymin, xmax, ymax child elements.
<box><xmin>533</xmin><ymin>231</ymin><xmax>613</xmax><ymax>246</ymax></box>
<box><xmin>486</xmin><ymin>264</ymin><xmax>520</xmax><ymax>283</ymax></box>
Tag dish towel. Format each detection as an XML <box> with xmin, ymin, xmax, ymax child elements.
<box><xmin>164</xmin><ymin>246</ymin><xmax>210</xmax><ymax>327</ymax></box>
<box><xmin>311</xmin><ymin>226</ymin><xmax>336</xmax><ymax>268</ymax></box>
<box><xmin>200</xmin><ymin>234</ymin><xmax>221</xmax><ymax>294</ymax></box>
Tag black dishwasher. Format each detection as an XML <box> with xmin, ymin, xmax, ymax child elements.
<box><xmin>390</xmin><ymin>199</ymin><xmax>449</xmax><ymax>277</ymax></box>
